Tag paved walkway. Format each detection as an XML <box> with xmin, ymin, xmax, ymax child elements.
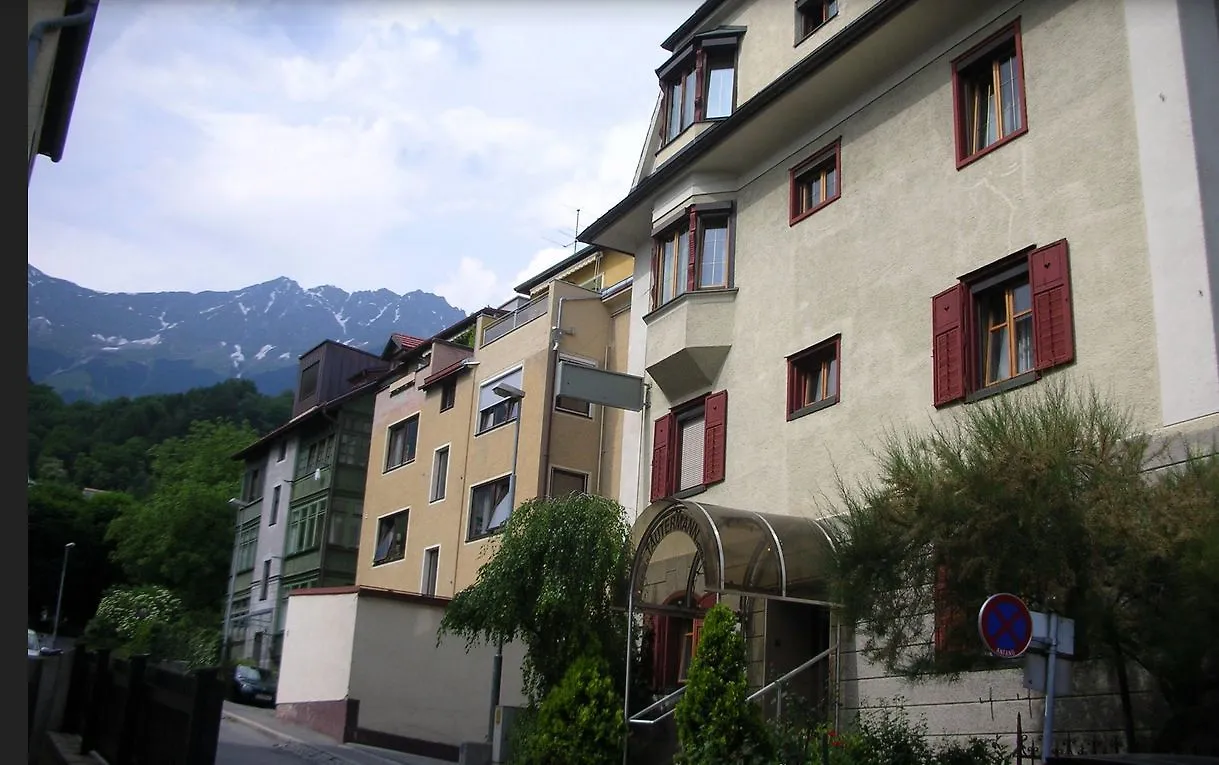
<box><xmin>221</xmin><ymin>701</ymin><xmax>453</xmax><ymax>765</ymax></box>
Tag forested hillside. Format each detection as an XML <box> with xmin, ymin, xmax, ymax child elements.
<box><xmin>28</xmin><ymin>378</ymin><xmax>292</xmax><ymax>495</ymax></box>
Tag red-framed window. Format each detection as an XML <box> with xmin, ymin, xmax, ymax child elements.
<box><xmin>789</xmin><ymin>139</ymin><xmax>842</xmax><ymax>225</ymax></box>
<box><xmin>650</xmin><ymin>390</ymin><xmax>728</xmax><ymax>502</ymax></box>
<box><xmin>932</xmin><ymin>239</ymin><xmax>1074</xmax><ymax>407</ymax></box>
<box><xmin>650</xmin><ymin>204</ymin><xmax>733</xmax><ymax>311</ymax></box>
<box><xmin>951</xmin><ymin>19</ymin><xmax>1028</xmax><ymax>168</ymax></box>
<box><xmin>787</xmin><ymin>334</ymin><xmax>841</xmax><ymax>420</ymax></box>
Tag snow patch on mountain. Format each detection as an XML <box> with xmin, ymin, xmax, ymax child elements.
<box><xmin>238</xmin><ymin>302</ymin><xmax>251</xmax><ymax>316</ymax></box>
<box><xmin>92</xmin><ymin>333</ymin><xmax>128</xmax><ymax>345</ymax></box>
<box><xmin>230</xmin><ymin>344</ymin><xmax>245</xmax><ymax>367</ymax></box>
<box><xmin>255</xmin><ymin>344</ymin><xmax>275</xmax><ymax>360</ymax></box>
<box><xmin>131</xmin><ymin>334</ymin><xmax>162</xmax><ymax>346</ymax></box>
<box><xmin>278</xmin><ymin>352</ymin><xmax>291</xmax><ymax>360</ymax></box>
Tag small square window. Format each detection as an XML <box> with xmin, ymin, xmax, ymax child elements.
<box><xmin>277</xmin><ymin>440</ymin><xmax>287</xmax><ymax>463</ymax></box>
<box><xmin>789</xmin><ymin>141</ymin><xmax>841</xmax><ymax>225</ymax></box>
<box><xmin>787</xmin><ymin>336</ymin><xmax>841</xmax><ymax>420</ymax></box>
<box><xmin>373</xmin><ymin>510</ymin><xmax>408</xmax><ymax>566</ymax></box>
<box><xmin>385</xmin><ymin>415</ymin><xmax>419</xmax><ymax>471</ymax></box>
<box><xmin>550</xmin><ymin>468</ymin><xmax>588</xmax><ymax>498</ymax></box>
<box><xmin>797</xmin><ymin>0</ymin><xmax>838</xmax><ymax>42</ymax></box>
<box><xmin>952</xmin><ymin>21</ymin><xmax>1027</xmax><ymax>167</ymax></box>
<box><xmin>440</xmin><ymin>380</ymin><xmax>457</xmax><ymax>412</ymax></box>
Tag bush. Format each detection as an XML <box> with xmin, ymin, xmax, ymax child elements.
<box><xmin>675</xmin><ymin>603</ymin><xmax>775</xmax><ymax>765</ymax></box>
<box><xmin>802</xmin><ymin>704</ymin><xmax>1010</xmax><ymax>765</ymax></box>
<box><xmin>512</xmin><ymin>653</ymin><xmax>625</xmax><ymax>765</ymax></box>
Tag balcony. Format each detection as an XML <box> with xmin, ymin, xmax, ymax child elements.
<box><xmin>238</xmin><ymin>499</ymin><xmax>263</xmax><ymax>526</ymax></box>
<box><xmin>481</xmin><ymin>293</ymin><xmax>549</xmax><ymax>346</ymax></box>
<box><xmin>644</xmin><ymin>289</ymin><xmax>738</xmax><ymax>400</ymax></box>
<box><xmin>292</xmin><ymin>465</ymin><xmax>332</xmax><ymax>498</ymax></box>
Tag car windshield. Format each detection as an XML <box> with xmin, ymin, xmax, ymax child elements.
<box><xmin>235</xmin><ymin>666</ymin><xmax>263</xmax><ymax>682</ymax></box>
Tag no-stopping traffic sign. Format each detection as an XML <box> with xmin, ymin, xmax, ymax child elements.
<box><xmin>978</xmin><ymin>593</ymin><xmax>1033</xmax><ymax>658</ymax></box>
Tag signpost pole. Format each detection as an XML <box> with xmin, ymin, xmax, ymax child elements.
<box><xmin>1040</xmin><ymin>611</ymin><xmax>1060</xmax><ymax>763</ymax></box>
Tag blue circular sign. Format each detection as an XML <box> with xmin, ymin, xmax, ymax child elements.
<box><xmin>977</xmin><ymin>593</ymin><xmax>1033</xmax><ymax>658</ymax></box>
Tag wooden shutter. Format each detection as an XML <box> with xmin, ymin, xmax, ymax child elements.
<box><xmin>650</xmin><ymin>414</ymin><xmax>675</xmax><ymax>502</ymax></box>
<box><xmin>651</xmin><ymin>615</ymin><xmax>670</xmax><ymax>691</ymax></box>
<box><xmin>1029</xmin><ymin>239</ymin><xmax>1074</xmax><ymax>370</ymax></box>
<box><xmin>933</xmin><ymin>562</ymin><xmax>967</xmax><ymax>655</ymax></box>
<box><xmin>703</xmin><ymin>390</ymin><xmax>728</xmax><ymax>484</ymax></box>
<box><xmin>931</xmin><ymin>283</ymin><xmax>968</xmax><ymax>406</ymax></box>
<box><xmin>693</xmin><ymin>48</ymin><xmax>707</xmax><ymax>122</ymax></box>
<box><xmin>686</xmin><ymin>208</ymin><xmax>698</xmax><ymax>293</ymax></box>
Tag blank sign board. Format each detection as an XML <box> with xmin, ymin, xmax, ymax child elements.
<box><xmin>556</xmin><ymin>361</ymin><xmax>645</xmax><ymax>412</ymax></box>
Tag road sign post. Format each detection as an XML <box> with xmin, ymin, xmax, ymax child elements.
<box><xmin>1040</xmin><ymin>611</ymin><xmax>1061</xmax><ymax>764</ymax></box>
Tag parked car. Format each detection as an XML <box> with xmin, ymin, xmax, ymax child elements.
<box><xmin>230</xmin><ymin>665</ymin><xmax>276</xmax><ymax>706</ymax></box>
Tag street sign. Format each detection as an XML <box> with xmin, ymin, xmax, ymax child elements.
<box><xmin>556</xmin><ymin>361</ymin><xmax>646</xmax><ymax>411</ymax></box>
<box><xmin>978</xmin><ymin>593</ymin><xmax>1034</xmax><ymax>659</ymax></box>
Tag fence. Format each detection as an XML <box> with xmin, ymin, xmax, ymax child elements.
<box><xmin>64</xmin><ymin>648</ymin><xmax>225</xmax><ymax>765</ymax></box>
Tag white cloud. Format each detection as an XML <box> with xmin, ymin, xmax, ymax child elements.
<box><xmin>27</xmin><ymin>1</ymin><xmax>695</xmax><ymax>321</ymax></box>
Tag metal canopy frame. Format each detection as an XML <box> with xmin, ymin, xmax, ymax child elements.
<box><xmin>622</xmin><ymin>499</ymin><xmax>844</xmax><ymax>762</ymax></box>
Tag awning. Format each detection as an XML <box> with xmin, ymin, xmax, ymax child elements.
<box><xmin>628</xmin><ymin>499</ymin><xmax>841</xmax><ymax>608</ymax></box>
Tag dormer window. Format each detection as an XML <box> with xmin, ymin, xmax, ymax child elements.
<box><xmin>657</xmin><ymin>28</ymin><xmax>744</xmax><ymax>145</ymax></box>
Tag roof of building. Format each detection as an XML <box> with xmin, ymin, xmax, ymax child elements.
<box><xmin>37</xmin><ymin>0</ymin><xmax>99</xmax><ymax>164</ymax></box>
<box><xmin>661</xmin><ymin>0</ymin><xmax>732</xmax><ymax>52</ymax></box>
<box><xmin>231</xmin><ymin>378</ymin><xmax>381</xmax><ymax>461</ymax></box>
<box><xmin>579</xmin><ymin>0</ymin><xmax>912</xmax><ymax>246</ymax></box>
<box><xmin>297</xmin><ymin>338</ymin><xmax>383</xmax><ymax>362</ymax></box>
<box><xmin>513</xmin><ymin>245</ymin><xmax>603</xmax><ymax>295</ymax></box>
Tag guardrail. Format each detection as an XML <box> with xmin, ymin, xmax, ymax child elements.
<box><xmin>481</xmin><ymin>293</ymin><xmax>548</xmax><ymax>346</ymax></box>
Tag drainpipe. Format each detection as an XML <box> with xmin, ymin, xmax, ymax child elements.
<box><xmin>28</xmin><ymin>0</ymin><xmax>98</xmax><ymax>84</ymax></box>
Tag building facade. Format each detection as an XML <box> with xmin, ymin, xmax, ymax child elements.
<box><xmin>274</xmin><ymin>246</ymin><xmax>636</xmax><ymax>754</ymax></box>
<box><xmin>580</xmin><ymin>0</ymin><xmax>1219</xmax><ymax>745</ymax></box>
<box><xmin>28</xmin><ymin>0</ymin><xmax>98</xmax><ymax>183</ymax></box>
<box><xmin>226</xmin><ymin>340</ymin><xmax>386</xmax><ymax>667</ymax></box>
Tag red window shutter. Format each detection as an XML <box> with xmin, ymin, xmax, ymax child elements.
<box><xmin>703</xmin><ymin>390</ymin><xmax>728</xmax><ymax>484</ymax></box>
<box><xmin>686</xmin><ymin>208</ymin><xmax>698</xmax><ymax>293</ymax></box>
<box><xmin>1029</xmin><ymin>239</ymin><xmax>1074</xmax><ymax>370</ymax></box>
<box><xmin>651</xmin><ymin>615</ymin><xmax>670</xmax><ymax>691</ymax></box>
<box><xmin>650</xmin><ymin>414</ymin><xmax>675</xmax><ymax>501</ymax></box>
<box><xmin>933</xmin><ymin>563</ymin><xmax>950</xmax><ymax>653</ymax></box>
<box><xmin>931</xmin><ymin>283</ymin><xmax>968</xmax><ymax>406</ymax></box>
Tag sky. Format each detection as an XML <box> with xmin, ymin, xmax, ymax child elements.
<box><xmin>27</xmin><ymin>0</ymin><xmax>696</xmax><ymax>312</ymax></box>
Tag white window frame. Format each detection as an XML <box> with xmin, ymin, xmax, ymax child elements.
<box><xmin>476</xmin><ymin>364</ymin><xmax>524</xmax><ymax>435</ymax></box>
<box><xmin>384</xmin><ymin>413</ymin><xmax>421</xmax><ymax>472</ymax></box>
<box><xmin>549</xmin><ymin>465</ymin><xmax>590</xmax><ymax>497</ymax></box>
<box><xmin>554</xmin><ymin>354</ymin><xmax>598</xmax><ymax>418</ymax></box>
<box><xmin>429</xmin><ymin>443</ymin><xmax>451</xmax><ymax>504</ymax></box>
<box><xmin>466</xmin><ymin>471</ymin><xmax>514</xmax><ymax>542</ymax></box>
<box><xmin>420</xmin><ymin>545</ymin><xmax>441</xmax><ymax>597</ymax></box>
<box><xmin>372</xmin><ymin>507</ymin><xmax>409</xmax><ymax>567</ymax></box>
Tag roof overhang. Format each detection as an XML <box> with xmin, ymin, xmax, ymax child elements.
<box><xmin>37</xmin><ymin>0</ymin><xmax>98</xmax><ymax>164</ymax></box>
<box><xmin>580</xmin><ymin>0</ymin><xmax>993</xmax><ymax>253</ymax></box>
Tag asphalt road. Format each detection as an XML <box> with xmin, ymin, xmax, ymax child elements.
<box><xmin>217</xmin><ymin>716</ymin><xmax>323</xmax><ymax>765</ymax></box>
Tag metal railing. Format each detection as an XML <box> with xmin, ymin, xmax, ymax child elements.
<box><xmin>481</xmin><ymin>293</ymin><xmax>548</xmax><ymax>346</ymax></box>
<box><xmin>627</xmin><ymin>643</ymin><xmax>836</xmax><ymax>728</ymax></box>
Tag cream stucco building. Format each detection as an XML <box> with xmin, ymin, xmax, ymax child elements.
<box><xmin>275</xmin><ymin>246</ymin><xmax>637</xmax><ymax>758</ymax></box>
<box><xmin>578</xmin><ymin>0</ymin><xmax>1219</xmax><ymax>751</ymax></box>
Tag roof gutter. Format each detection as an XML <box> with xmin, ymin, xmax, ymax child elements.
<box><xmin>578</xmin><ymin>0</ymin><xmax>915</xmax><ymax>245</ymax></box>
<box><xmin>28</xmin><ymin>0</ymin><xmax>98</xmax><ymax>85</ymax></box>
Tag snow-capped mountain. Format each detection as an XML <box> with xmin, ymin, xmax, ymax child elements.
<box><xmin>27</xmin><ymin>264</ymin><xmax>466</xmax><ymax>401</ymax></box>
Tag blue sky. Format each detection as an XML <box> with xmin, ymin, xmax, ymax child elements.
<box><xmin>27</xmin><ymin>0</ymin><xmax>695</xmax><ymax>311</ymax></box>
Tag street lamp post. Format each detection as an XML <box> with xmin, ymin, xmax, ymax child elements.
<box><xmin>487</xmin><ymin>383</ymin><xmax>525</xmax><ymax>744</ymax></box>
<box><xmin>51</xmin><ymin>541</ymin><xmax>75</xmax><ymax>648</ymax></box>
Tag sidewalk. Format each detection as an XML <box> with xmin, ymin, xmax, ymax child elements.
<box><xmin>221</xmin><ymin>702</ymin><xmax>453</xmax><ymax>765</ymax></box>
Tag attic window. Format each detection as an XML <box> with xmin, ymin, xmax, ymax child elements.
<box><xmin>657</xmin><ymin>28</ymin><xmax>744</xmax><ymax>144</ymax></box>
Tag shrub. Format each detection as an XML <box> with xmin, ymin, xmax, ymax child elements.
<box><xmin>512</xmin><ymin>653</ymin><xmax>625</xmax><ymax>765</ymax></box>
<box><xmin>674</xmin><ymin>603</ymin><xmax>775</xmax><ymax>765</ymax></box>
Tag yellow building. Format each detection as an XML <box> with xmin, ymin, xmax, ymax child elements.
<box><xmin>28</xmin><ymin>0</ymin><xmax>98</xmax><ymax>184</ymax></box>
<box><xmin>274</xmin><ymin>246</ymin><xmax>635</xmax><ymax>757</ymax></box>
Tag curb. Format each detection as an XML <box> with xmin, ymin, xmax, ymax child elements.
<box><xmin>221</xmin><ymin>711</ymin><xmax>408</xmax><ymax>765</ymax></box>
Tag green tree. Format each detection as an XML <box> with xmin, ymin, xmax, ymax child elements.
<box><xmin>674</xmin><ymin>603</ymin><xmax>774</xmax><ymax>764</ymax></box>
<box><xmin>106</xmin><ymin>419</ymin><xmax>256</xmax><ymax>613</ymax></box>
<box><xmin>513</xmin><ymin>654</ymin><xmax>627</xmax><ymax>765</ymax></box>
<box><xmin>438</xmin><ymin>493</ymin><xmax>633</xmax><ymax>703</ymax></box>
<box><xmin>829</xmin><ymin>380</ymin><xmax>1219</xmax><ymax>749</ymax></box>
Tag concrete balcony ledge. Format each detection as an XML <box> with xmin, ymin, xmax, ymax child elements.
<box><xmin>644</xmin><ymin>288</ymin><xmax>737</xmax><ymax>400</ymax></box>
